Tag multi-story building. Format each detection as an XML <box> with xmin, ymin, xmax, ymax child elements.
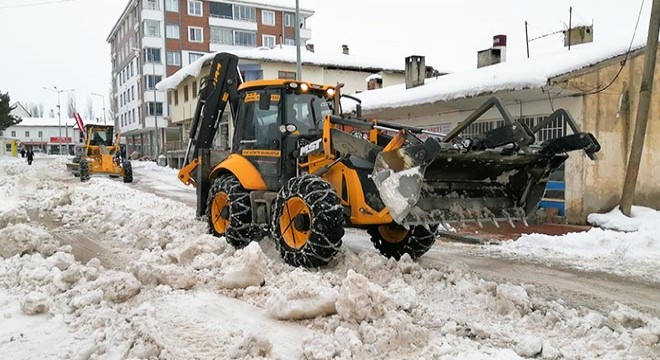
<box><xmin>106</xmin><ymin>0</ymin><xmax>314</xmax><ymax>158</ymax></box>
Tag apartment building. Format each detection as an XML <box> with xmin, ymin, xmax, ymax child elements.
<box><xmin>107</xmin><ymin>0</ymin><xmax>314</xmax><ymax>158</ymax></box>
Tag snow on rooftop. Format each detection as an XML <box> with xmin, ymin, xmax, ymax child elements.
<box><xmin>234</xmin><ymin>0</ymin><xmax>315</xmax><ymax>13</ymax></box>
<box><xmin>356</xmin><ymin>36</ymin><xmax>650</xmax><ymax>112</ymax></box>
<box><xmin>156</xmin><ymin>46</ymin><xmax>404</xmax><ymax>91</ymax></box>
<box><xmin>8</xmin><ymin>117</ymin><xmax>78</xmax><ymax>127</ymax></box>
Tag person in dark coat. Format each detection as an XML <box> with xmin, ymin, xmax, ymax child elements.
<box><xmin>26</xmin><ymin>148</ymin><xmax>34</xmax><ymax>165</ymax></box>
<box><xmin>20</xmin><ymin>148</ymin><xmax>26</xmax><ymax>158</ymax></box>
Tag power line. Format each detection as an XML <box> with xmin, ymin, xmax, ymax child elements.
<box><xmin>0</xmin><ymin>0</ymin><xmax>77</xmax><ymax>10</ymax></box>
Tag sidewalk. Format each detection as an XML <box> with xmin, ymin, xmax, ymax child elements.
<box><xmin>441</xmin><ymin>222</ymin><xmax>591</xmax><ymax>243</ymax></box>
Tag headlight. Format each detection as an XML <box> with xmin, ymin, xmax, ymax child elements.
<box><xmin>286</xmin><ymin>124</ymin><xmax>298</xmax><ymax>133</ymax></box>
<box><xmin>326</xmin><ymin>88</ymin><xmax>335</xmax><ymax>97</ymax></box>
<box><xmin>289</xmin><ymin>82</ymin><xmax>299</xmax><ymax>89</ymax></box>
<box><xmin>279</xmin><ymin>125</ymin><xmax>288</xmax><ymax>133</ymax></box>
<box><xmin>299</xmin><ymin>83</ymin><xmax>309</xmax><ymax>92</ymax></box>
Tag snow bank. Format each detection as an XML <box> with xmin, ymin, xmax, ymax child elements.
<box><xmin>493</xmin><ymin>205</ymin><xmax>660</xmax><ymax>281</ymax></box>
<box><xmin>266</xmin><ymin>268</ymin><xmax>338</xmax><ymax>320</ymax></box>
<box><xmin>587</xmin><ymin>205</ymin><xmax>660</xmax><ymax>232</ymax></box>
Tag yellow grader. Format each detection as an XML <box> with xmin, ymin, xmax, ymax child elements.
<box><xmin>67</xmin><ymin>124</ymin><xmax>132</xmax><ymax>183</ymax></box>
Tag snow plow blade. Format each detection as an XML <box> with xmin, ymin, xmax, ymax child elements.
<box><xmin>372</xmin><ymin>99</ymin><xmax>600</xmax><ymax>227</ymax></box>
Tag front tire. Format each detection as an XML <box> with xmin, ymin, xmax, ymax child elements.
<box><xmin>206</xmin><ymin>175</ymin><xmax>258</xmax><ymax>248</ymax></box>
<box><xmin>271</xmin><ymin>175</ymin><xmax>344</xmax><ymax>268</ymax></box>
<box><xmin>80</xmin><ymin>159</ymin><xmax>90</xmax><ymax>182</ymax></box>
<box><xmin>368</xmin><ymin>223</ymin><xmax>437</xmax><ymax>260</ymax></box>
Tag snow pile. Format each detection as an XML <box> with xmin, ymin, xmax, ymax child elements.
<box><xmin>1</xmin><ymin>156</ymin><xmax>659</xmax><ymax>359</ymax></box>
<box><xmin>588</xmin><ymin>205</ymin><xmax>660</xmax><ymax>232</ymax></box>
<box><xmin>493</xmin><ymin>205</ymin><xmax>660</xmax><ymax>282</ymax></box>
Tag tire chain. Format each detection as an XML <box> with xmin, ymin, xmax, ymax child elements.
<box><xmin>272</xmin><ymin>175</ymin><xmax>344</xmax><ymax>268</ymax></box>
<box><xmin>367</xmin><ymin>225</ymin><xmax>437</xmax><ymax>260</ymax></box>
<box><xmin>206</xmin><ymin>175</ymin><xmax>259</xmax><ymax>248</ymax></box>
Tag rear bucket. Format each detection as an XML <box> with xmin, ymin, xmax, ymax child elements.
<box><xmin>372</xmin><ymin>139</ymin><xmax>567</xmax><ymax>227</ymax></box>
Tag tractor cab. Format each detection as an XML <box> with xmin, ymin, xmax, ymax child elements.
<box><xmin>231</xmin><ymin>80</ymin><xmax>335</xmax><ymax>189</ymax></box>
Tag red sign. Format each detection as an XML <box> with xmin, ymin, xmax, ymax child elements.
<box><xmin>50</xmin><ymin>137</ymin><xmax>72</xmax><ymax>143</ymax></box>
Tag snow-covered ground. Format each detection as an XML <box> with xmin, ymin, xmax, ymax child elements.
<box><xmin>1</xmin><ymin>155</ymin><xmax>658</xmax><ymax>359</ymax></box>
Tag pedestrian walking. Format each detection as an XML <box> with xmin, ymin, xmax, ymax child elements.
<box><xmin>20</xmin><ymin>148</ymin><xmax>26</xmax><ymax>158</ymax></box>
<box><xmin>26</xmin><ymin>148</ymin><xmax>34</xmax><ymax>165</ymax></box>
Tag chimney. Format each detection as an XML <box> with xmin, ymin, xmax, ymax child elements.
<box><xmin>405</xmin><ymin>55</ymin><xmax>425</xmax><ymax>89</ymax></box>
<box><xmin>342</xmin><ymin>44</ymin><xmax>349</xmax><ymax>55</ymax></box>
<box><xmin>366</xmin><ymin>74</ymin><xmax>383</xmax><ymax>90</ymax></box>
<box><xmin>564</xmin><ymin>25</ymin><xmax>593</xmax><ymax>47</ymax></box>
<box><xmin>305</xmin><ymin>43</ymin><xmax>315</xmax><ymax>53</ymax></box>
<box><xmin>477</xmin><ymin>35</ymin><xmax>507</xmax><ymax>68</ymax></box>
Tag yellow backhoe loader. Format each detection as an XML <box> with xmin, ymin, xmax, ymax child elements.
<box><xmin>178</xmin><ymin>53</ymin><xmax>600</xmax><ymax>268</ymax></box>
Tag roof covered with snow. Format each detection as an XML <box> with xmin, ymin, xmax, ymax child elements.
<box><xmin>8</xmin><ymin>117</ymin><xmax>78</xmax><ymax>127</ymax></box>
<box><xmin>356</xmin><ymin>37</ymin><xmax>652</xmax><ymax>112</ymax></box>
<box><xmin>156</xmin><ymin>46</ymin><xmax>406</xmax><ymax>91</ymax></box>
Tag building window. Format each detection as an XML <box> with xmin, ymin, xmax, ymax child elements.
<box><xmin>210</xmin><ymin>26</ymin><xmax>233</xmax><ymax>45</ymax></box>
<box><xmin>174</xmin><ymin>90</ymin><xmax>179</xmax><ymax>105</ymax></box>
<box><xmin>166</xmin><ymin>24</ymin><xmax>180</xmax><ymax>39</ymax></box>
<box><xmin>184</xmin><ymin>85</ymin><xmax>189</xmax><ymax>102</ymax></box>
<box><xmin>235</xmin><ymin>31</ymin><xmax>256</xmax><ymax>47</ymax></box>
<box><xmin>145</xmin><ymin>75</ymin><xmax>162</xmax><ymax>90</ymax></box>
<box><xmin>165</xmin><ymin>0</ymin><xmax>178</xmax><ymax>12</ymax></box>
<box><xmin>148</xmin><ymin>102</ymin><xmax>163</xmax><ymax>116</ymax></box>
<box><xmin>145</xmin><ymin>47</ymin><xmax>161</xmax><ymax>62</ymax></box>
<box><xmin>192</xmin><ymin>80</ymin><xmax>197</xmax><ymax>98</ymax></box>
<box><xmin>25</xmin><ymin>131</ymin><xmax>30</xmax><ymax>137</ymax></box>
<box><xmin>11</xmin><ymin>131</ymin><xmax>16</xmax><ymax>137</ymax></box>
<box><xmin>38</xmin><ymin>131</ymin><xmax>43</xmax><ymax>138</ymax></box>
<box><xmin>284</xmin><ymin>37</ymin><xmax>295</xmax><ymax>46</ymax></box>
<box><xmin>145</xmin><ymin>0</ymin><xmax>159</xmax><ymax>10</ymax></box>
<box><xmin>188</xmin><ymin>0</ymin><xmax>202</xmax><ymax>16</ymax></box>
<box><xmin>188</xmin><ymin>26</ymin><xmax>203</xmax><ymax>43</ymax></box>
<box><xmin>209</xmin><ymin>2</ymin><xmax>232</xmax><ymax>18</ymax></box>
<box><xmin>262</xmin><ymin>35</ymin><xmax>276</xmax><ymax>48</ymax></box>
<box><xmin>144</xmin><ymin>20</ymin><xmax>161</xmax><ymax>37</ymax></box>
<box><xmin>234</xmin><ymin>5</ymin><xmax>255</xmax><ymax>22</ymax></box>
<box><xmin>166</xmin><ymin>51</ymin><xmax>182</xmax><ymax>66</ymax></box>
<box><xmin>278</xmin><ymin>71</ymin><xmax>296</xmax><ymax>80</ymax></box>
<box><xmin>189</xmin><ymin>52</ymin><xmax>204</xmax><ymax>63</ymax></box>
<box><xmin>261</xmin><ymin>10</ymin><xmax>275</xmax><ymax>26</ymax></box>
<box><xmin>284</xmin><ymin>13</ymin><xmax>294</xmax><ymax>27</ymax></box>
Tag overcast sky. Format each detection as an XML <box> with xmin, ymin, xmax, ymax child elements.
<box><xmin>0</xmin><ymin>0</ymin><xmax>652</xmax><ymax>119</ymax></box>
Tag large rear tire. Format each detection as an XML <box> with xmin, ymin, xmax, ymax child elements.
<box><xmin>206</xmin><ymin>175</ymin><xmax>258</xmax><ymax>248</ymax></box>
<box><xmin>368</xmin><ymin>223</ymin><xmax>437</xmax><ymax>260</ymax></box>
<box><xmin>80</xmin><ymin>159</ymin><xmax>90</xmax><ymax>182</ymax></box>
<box><xmin>122</xmin><ymin>160</ymin><xmax>133</xmax><ymax>183</ymax></box>
<box><xmin>271</xmin><ymin>175</ymin><xmax>344</xmax><ymax>268</ymax></box>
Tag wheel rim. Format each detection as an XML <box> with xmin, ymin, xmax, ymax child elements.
<box><xmin>280</xmin><ymin>196</ymin><xmax>311</xmax><ymax>250</ymax></box>
<box><xmin>377</xmin><ymin>224</ymin><xmax>409</xmax><ymax>244</ymax></box>
<box><xmin>211</xmin><ymin>192</ymin><xmax>230</xmax><ymax>234</ymax></box>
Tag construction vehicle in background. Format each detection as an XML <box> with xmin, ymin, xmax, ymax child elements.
<box><xmin>178</xmin><ymin>52</ymin><xmax>600</xmax><ymax>268</ymax></box>
<box><xmin>67</xmin><ymin>123</ymin><xmax>133</xmax><ymax>183</ymax></box>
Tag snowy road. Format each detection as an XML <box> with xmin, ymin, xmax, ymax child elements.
<box><xmin>2</xmin><ymin>156</ymin><xmax>659</xmax><ymax>359</ymax></box>
<box><xmin>129</xmin><ymin>162</ymin><xmax>660</xmax><ymax>317</ymax></box>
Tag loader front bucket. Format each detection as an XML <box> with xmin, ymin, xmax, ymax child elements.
<box><xmin>372</xmin><ymin>138</ymin><xmax>567</xmax><ymax>227</ymax></box>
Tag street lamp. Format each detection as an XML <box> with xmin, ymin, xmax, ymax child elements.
<box><xmin>133</xmin><ymin>47</ymin><xmax>160</xmax><ymax>157</ymax></box>
<box><xmin>43</xmin><ymin>86</ymin><xmax>75</xmax><ymax>155</ymax></box>
<box><xmin>91</xmin><ymin>92</ymin><xmax>106</xmax><ymax>125</ymax></box>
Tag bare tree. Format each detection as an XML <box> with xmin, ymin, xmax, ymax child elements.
<box><xmin>66</xmin><ymin>93</ymin><xmax>77</xmax><ymax>118</ymax></box>
<box><xmin>108</xmin><ymin>83</ymin><xmax>116</xmax><ymax>126</ymax></box>
<box><xmin>25</xmin><ymin>102</ymin><xmax>44</xmax><ymax>117</ymax></box>
<box><xmin>85</xmin><ymin>96</ymin><xmax>94</xmax><ymax>121</ymax></box>
<box><xmin>37</xmin><ymin>103</ymin><xmax>44</xmax><ymax>117</ymax></box>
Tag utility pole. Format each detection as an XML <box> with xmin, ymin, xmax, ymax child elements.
<box><xmin>620</xmin><ymin>0</ymin><xmax>660</xmax><ymax>216</ymax></box>
<box><xmin>91</xmin><ymin>92</ymin><xmax>106</xmax><ymax>125</ymax></box>
<box><xmin>525</xmin><ymin>21</ymin><xmax>530</xmax><ymax>58</ymax></box>
<box><xmin>43</xmin><ymin>86</ymin><xmax>75</xmax><ymax>155</ymax></box>
<box><xmin>295</xmin><ymin>0</ymin><xmax>302</xmax><ymax>80</ymax></box>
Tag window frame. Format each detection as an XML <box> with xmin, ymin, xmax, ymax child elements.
<box><xmin>188</xmin><ymin>26</ymin><xmax>204</xmax><ymax>43</ymax></box>
<box><xmin>262</xmin><ymin>34</ymin><xmax>276</xmax><ymax>48</ymax></box>
<box><xmin>188</xmin><ymin>52</ymin><xmax>204</xmax><ymax>64</ymax></box>
<box><xmin>143</xmin><ymin>19</ymin><xmax>161</xmax><ymax>38</ymax></box>
<box><xmin>187</xmin><ymin>0</ymin><xmax>202</xmax><ymax>16</ymax></box>
<box><xmin>164</xmin><ymin>0</ymin><xmax>178</xmax><ymax>12</ymax></box>
<box><xmin>166</xmin><ymin>51</ymin><xmax>182</xmax><ymax>66</ymax></box>
<box><xmin>284</xmin><ymin>13</ymin><xmax>294</xmax><ymax>27</ymax></box>
<box><xmin>165</xmin><ymin>24</ymin><xmax>180</xmax><ymax>39</ymax></box>
<box><xmin>261</xmin><ymin>10</ymin><xmax>275</xmax><ymax>26</ymax></box>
